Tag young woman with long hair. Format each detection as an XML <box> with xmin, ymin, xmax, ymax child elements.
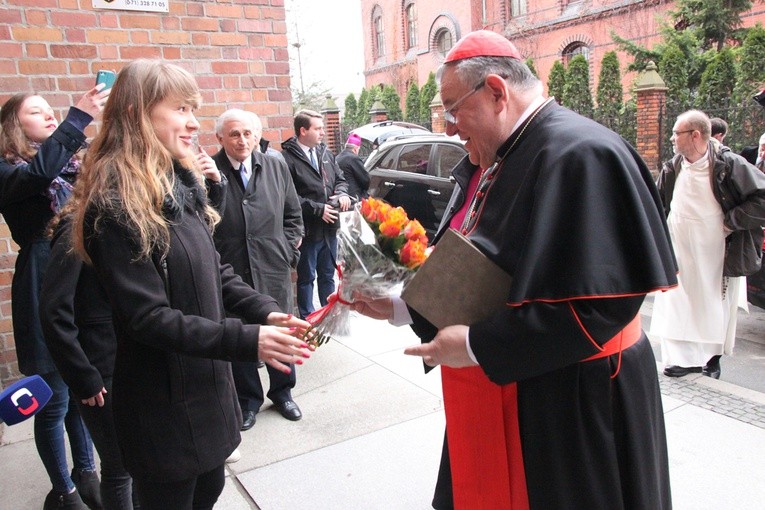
<box><xmin>69</xmin><ymin>59</ymin><xmax>313</xmax><ymax>510</ymax></box>
<box><xmin>0</xmin><ymin>87</ymin><xmax>108</xmax><ymax>509</ymax></box>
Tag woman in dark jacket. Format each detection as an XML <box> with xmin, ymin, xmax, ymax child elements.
<box><xmin>0</xmin><ymin>88</ymin><xmax>107</xmax><ymax>509</ymax></box>
<box><xmin>40</xmin><ymin>216</ymin><xmax>139</xmax><ymax>510</ymax></box>
<box><xmin>68</xmin><ymin>59</ymin><xmax>313</xmax><ymax>510</ymax></box>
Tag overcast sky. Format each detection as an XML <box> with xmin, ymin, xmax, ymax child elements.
<box><xmin>285</xmin><ymin>0</ymin><xmax>366</xmax><ymax>105</ymax></box>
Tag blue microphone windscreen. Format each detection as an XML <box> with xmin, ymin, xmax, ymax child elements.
<box><xmin>0</xmin><ymin>375</ymin><xmax>53</xmax><ymax>425</ymax></box>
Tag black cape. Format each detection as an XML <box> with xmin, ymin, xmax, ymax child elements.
<box><xmin>420</xmin><ymin>102</ymin><xmax>677</xmax><ymax>509</ymax></box>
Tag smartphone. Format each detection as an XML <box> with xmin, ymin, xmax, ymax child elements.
<box><xmin>95</xmin><ymin>70</ymin><xmax>116</xmax><ymax>91</ymax></box>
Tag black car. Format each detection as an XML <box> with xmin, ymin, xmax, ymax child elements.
<box><xmin>366</xmin><ymin>134</ymin><xmax>467</xmax><ymax>239</ymax></box>
<box><xmin>350</xmin><ymin>121</ymin><xmax>430</xmax><ymax>161</ymax></box>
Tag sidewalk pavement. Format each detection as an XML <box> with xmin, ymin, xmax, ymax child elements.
<box><xmin>2</xmin><ymin>307</ymin><xmax>765</xmax><ymax>509</ymax></box>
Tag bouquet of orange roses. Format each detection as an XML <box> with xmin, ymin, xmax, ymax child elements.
<box><xmin>304</xmin><ymin>197</ymin><xmax>430</xmax><ymax>347</ymax></box>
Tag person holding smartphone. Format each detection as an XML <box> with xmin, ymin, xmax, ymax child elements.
<box><xmin>0</xmin><ymin>84</ymin><xmax>109</xmax><ymax>509</ymax></box>
<box><xmin>68</xmin><ymin>59</ymin><xmax>313</xmax><ymax>510</ymax></box>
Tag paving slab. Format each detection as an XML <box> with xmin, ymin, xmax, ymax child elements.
<box><xmin>238</xmin><ymin>411</ymin><xmax>445</xmax><ymax>510</ymax></box>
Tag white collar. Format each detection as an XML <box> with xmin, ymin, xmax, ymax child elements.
<box><xmin>510</xmin><ymin>96</ymin><xmax>547</xmax><ymax>136</ymax></box>
<box><xmin>297</xmin><ymin>140</ymin><xmax>316</xmax><ymax>159</ymax></box>
<box><xmin>227</xmin><ymin>154</ymin><xmax>251</xmax><ymax>173</ymax></box>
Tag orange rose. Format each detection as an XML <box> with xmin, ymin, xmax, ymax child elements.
<box><xmin>403</xmin><ymin>219</ymin><xmax>427</xmax><ymax>243</ymax></box>
<box><xmin>360</xmin><ymin>198</ymin><xmax>374</xmax><ymax>221</ymax></box>
<box><xmin>399</xmin><ymin>238</ymin><xmax>429</xmax><ymax>269</ymax></box>
<box><xmin>381</xmin><ymin>207</ymin><xmax>408</xmax><ymax>232</ymax></box>
<box><xmin>379</xmin><ymin>218</ymin><xmax>403</xmax><ymax>238</ymax></box>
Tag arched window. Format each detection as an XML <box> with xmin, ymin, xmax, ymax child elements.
<box><xmin>562</xmin><ymin>41</ymin><xmax>589</xmax><ymax>64</ymax></box>
<box><xmin>405</xmin><ymin>2</ymin><xmax>418</xmax><ymax>49</ymax></box>
<box><xmin>373</xmin><ymin>6</ymin><xmax>385</xmax><ymax>58</ymax></box>
<box><xmin>435</xmin><ymin>28</ymin><xmax>453</xmax><ymax>58</ymax></box>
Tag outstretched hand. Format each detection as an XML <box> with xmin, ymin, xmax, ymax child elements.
<box><xmin>259</xmin><ymin>312</ymin><xmax>314</xmax><ymax>373</ymax></box>
<box><xmin>403</xmin><ymin>324</ymin><xmax>477</xmax><ymax>368</ymax></box>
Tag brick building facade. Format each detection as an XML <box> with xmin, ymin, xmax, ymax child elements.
<box><xmin>362</xmin><ymin>0</ymin><xmax>765</xmax><ymax>105</ymax></box>
<box><xmin>0</xmin><ymin>0</ymin><xmax>294</xmax><ymax>384</ymax></box>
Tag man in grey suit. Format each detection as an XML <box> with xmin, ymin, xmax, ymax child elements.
<box><xmin>210</xmin><ymin>109</ymin><xmax>305</xmax><ymax>427</ymax></box>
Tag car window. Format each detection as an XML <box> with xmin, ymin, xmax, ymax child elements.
<box><xmin>358</xmin><ymin>141</ymin><xmax>375</xmax><ymax>162</ymax></box>
<box><xmin>377</xmin><ymin>145</ymin><xmax>401</xmax><ymax>170</ymax></box>
<box><xmin>397</xmin><ymin>143</ymin><xmax>432</xmax><ymax>174</ymax></box>
<box><xmin>435</xmin><ymin>144</ymin><xmax>466</xmax><ymax>178</ymax></box>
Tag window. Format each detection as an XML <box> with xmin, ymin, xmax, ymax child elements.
<box><xmin>510</xmin><ymin>0</ymin><xmax>526</xmax><ymax>17</ymax></box>
<box><xmin>378</xmin><ymin>146</ymin><xmax>401</xmax><ymax>169</ymax></box>
<box><xmin>373</xmin><ymin>7</ymin><xmax>385</xmax><ymax>58</ymax></box>
<box><xmin>435</xmin><ymin>144</ymin><xmax>466</xmax><ymax>178</ymax></box>
<box><xmin>435</xmin><ymin>29</ymin><xmax>453</xmax><ymax>58</ymax></box>
<box><xmin>398</xmin><ymin>143</ymin><xmax>431</xmax><ymax>174</ymax></box>
<box><xmin>406</xmin><ymin>3</ymin><xmax>418</xmax><ymax>49</ymax></box>
<box><xmin>562</xmin><ymin>42</ymin><xmax>589</xmax><ymax>64</ymax></box>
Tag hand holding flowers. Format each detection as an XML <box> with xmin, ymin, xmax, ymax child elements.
<box><xmin>303</xmin><ymin>198</ymin><xmax>431</xmax><ymax>347</ymax></box>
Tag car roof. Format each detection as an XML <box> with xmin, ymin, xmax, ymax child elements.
<box><xmin>380</xmin><ymin>133</ymin><xmax>463</xmax><ymax>145</ymax></box>
<box><xmin>350</xmin><ymin>121</ymin><xmax>430</xmax><ymax>144</ymax></box>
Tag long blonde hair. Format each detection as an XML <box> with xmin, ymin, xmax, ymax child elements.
<box><xmin>71</xmin><ymin>59</ymin><xmax>218</xmax><ymax>262</ymax></box>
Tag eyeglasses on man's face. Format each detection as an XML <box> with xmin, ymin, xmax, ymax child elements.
<box><xmin>444</xmin><ymin>80</ymin><xmax>486</xmax><ymax>124</ymax></box>
<box><xmin>672</xmin><ymin>129</ymin><xmax>695</xmax><ymax>137</ymax></box>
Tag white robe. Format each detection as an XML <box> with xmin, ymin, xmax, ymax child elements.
<box><xmin>650</xmin><ymin>153</ymin><xmax>743</xmax><ymax>367</ymax></box>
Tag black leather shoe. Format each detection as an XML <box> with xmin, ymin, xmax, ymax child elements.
<box><xmin>241</xmin><ymin>410</ymin><xmax>256</xmax><ymax>431</ymax></box>
<box><xmin>663</xmin><ymin>365</ymin><xmax>703</xmax><ymax>377</ymax></box>
<box><xmin>702</xmin><ymin>364</ymin><xmax>721</xmax><ymax>379</ymax></box>
<box><xmin>274</xmin><ymin>400</ymin><xmax>302</xmax><ymax>421</ymax></box>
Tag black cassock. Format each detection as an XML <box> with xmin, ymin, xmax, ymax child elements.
<box><xmin>412</xmin><ymin>101</ymin><xmax>677</xmax><ymax>509</ymax></box>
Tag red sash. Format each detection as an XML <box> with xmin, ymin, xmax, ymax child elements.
<box><xmin>441</xmin><ymin>315</ymin><xmax>642</xmax><ymax>509</ymax></box>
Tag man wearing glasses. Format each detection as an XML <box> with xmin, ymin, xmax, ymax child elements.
<box><xmin>352</xmin><ymin>30</ymin><xmax>677</xmax><ymax>509</ymax></box>
<box><xmin>652</xmin><ymin>110</ymin><xmax>765</xmax><ymax>380</ymax></box>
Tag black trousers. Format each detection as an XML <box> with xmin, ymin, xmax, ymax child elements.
<box><xmin>133</xmin><ymin>465</ymin><xmax>224</xmax><ymax>510</ymax></box>
<box><xmin>231</xmin><ymin>360</ymin><xmax>296</xmax><ymax>412</ymax></box>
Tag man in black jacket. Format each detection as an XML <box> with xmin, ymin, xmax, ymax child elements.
<box><xmin>281</xmin><ymin>109</ymin><xmax>351</xmax><ymax>319</ymax></box>
<box><xmin>336</xmin><ymin>133</ymin><xmax>369</xmax><ymax>201</ymax></box>
<box><xmin>211</xmin><ymin>109</ymin><xmax>305</xmax><ymax>425</ymax></box>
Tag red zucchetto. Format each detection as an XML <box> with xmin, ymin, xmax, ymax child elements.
<box><xmin>444</xmin><ymin>30</ymin><xmax>522</xmax><ymax>63</ymax></box>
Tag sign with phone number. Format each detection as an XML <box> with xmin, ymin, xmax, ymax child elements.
<box><xmin>92</xmin><ymin>0</ymin><xmax>168</xmax><ymax>13</ymax></box>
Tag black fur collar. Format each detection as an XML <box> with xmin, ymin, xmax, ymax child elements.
<box><xmin>162</xmin><ymin>161</ymin><xmax>207</xmax><ymax>220</ymax></box>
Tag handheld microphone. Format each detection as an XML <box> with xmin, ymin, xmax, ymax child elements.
<box><xmin>0</xmin><ymin>375</ymin><xmax>52</xmax><ymax>425</ymax></box>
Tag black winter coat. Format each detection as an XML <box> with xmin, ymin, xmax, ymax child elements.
<box><xmin>0</xmin><ymin>112</ymin><xmax>88</xmax><ymax>375</ymax></box>
<box><xmin>84</xmin><ymin>163</ymin><xmax>281</xmax><ymax>481</ymax></box>
<box><xmin>281</xmin><ymin>138</ymin><xmax>349</xmax><ymax>240</ymax></box>
<box><xmin>40</xmin><ymin>218</ymin><xmax>115</xmax><ymax>400</ymax></box>
<box><xmin>211</xmin><ymin>149</ymin><xmax>303</xmax><ymax>312</ymax></box>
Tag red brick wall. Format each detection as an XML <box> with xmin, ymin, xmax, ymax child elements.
<box><xmin>0</xmin><ymin>0</ymin><xmax>293</xmax><ymax>384</ymax></box>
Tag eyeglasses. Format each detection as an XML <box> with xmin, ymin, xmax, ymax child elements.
<box><xmin>444</xmin><ymin>81</ymin><xmax>485</xmax><ymax>124</ymax></box>
<box><xmin>672</xmin><ymin>129</ymin><xmax>695</xmax><ymax>137</ymax></box>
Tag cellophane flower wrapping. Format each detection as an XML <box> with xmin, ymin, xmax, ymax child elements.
<box><xmin>304</xmin><ymin>198</ymin><xmax>430</xmax><ymax>347</ymax></box>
